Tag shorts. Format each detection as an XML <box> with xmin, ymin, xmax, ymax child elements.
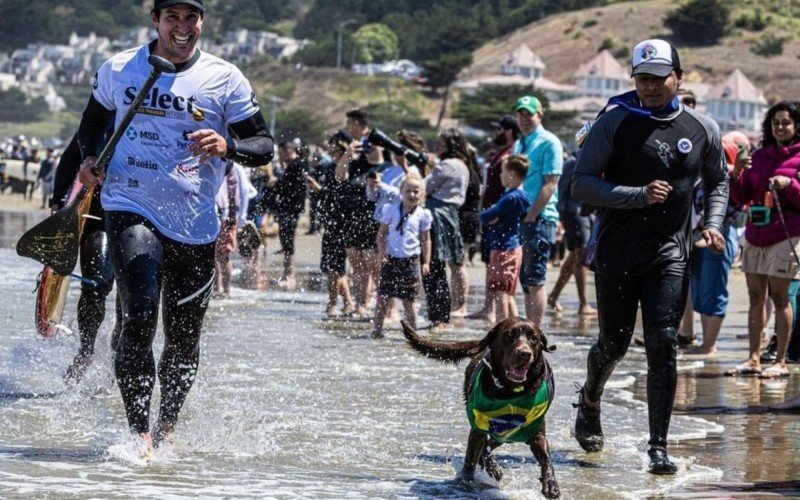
<box><xmin>215</xmin><ymin>220</ymin><xmax>236</xmax><ymax>257</ymax></box>
<box><xmin>277</xmin><ymin>212</ymin><xmax>300</xmax><ymax>255</ymax></box>
<box><xmin>690</xmin><ymin>224</ymin><xmax>738</xmax><ymax>317</ymax></box>
<box><xmin>377</xmin><ymin>256</ymin><xmax>421</xmax><ymax>301</ymax></box>
<box><xmin>742</xmin><ymin>237</ymin><xmax>800</xmax><ymax>279</ymax></box>
<box><xmin>346</xmin><ymin>215</ymin><xmax>379</xmax><ymax>250</ymax></box>
<box><xmin>520</xmin><ymin>217</ymin><xmax>557</xmax><ymax>288</ymax></box>
<box><xmin>321</xmin><ymin>228</ymin><xmax>347</xmax><ymax>275</ymax></box>
<box><xmin>487</xmin><ymin>247</ymin><xmax>522</xmax><ymax>294</ymax></box>
<box><xmin>561</xmin><ymin>212</ymin><xmax>591</xmax><ymax>251</ymax></box>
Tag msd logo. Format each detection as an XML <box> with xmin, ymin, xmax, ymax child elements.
<box><xmin>126</xmin><ymin>127</ymin><xmax>160</xmax><ymax>142</ymax></box>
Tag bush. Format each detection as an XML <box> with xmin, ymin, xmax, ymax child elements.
<box><xmin>734</xmin><ymin>9</ymin><xmax>768</xmax><ymax>31</ymax></box>
<box><xmin>665</xmin><ymin>0</ymin><xmax>730</xmax><ymax>46</ymax></box>
<box><xmin>272</xmin><ymin>108</ymin><xmax>328</xmax><ymax>145</ymax></box>
<box><xmin>750</xmin><ymin>33</ymin><xmax>785</xmax><ymax>57</ymax></box>
<box><xmin>0</xmin><ymin>88</ymin><xmax>48</xmax><ymax>122</ymax></box>
<box><xmin>598</xmin><ymin>37</ymin><xmax>615</xmax><ymax>52</ymax></box>
<box><xmin>362</xmin><ymin>101</ymin><xmax>432</xmax><ymax>135</ymax></box>
<box><xmin>582</xmin><ymin>19</ymin><xmax>598</xmax><ymax>28</ymax></box>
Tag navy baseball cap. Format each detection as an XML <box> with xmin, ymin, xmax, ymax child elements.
<box><xmin>154</xmin><ymin>0</ymin><xmax>205</xmax><ymax>13</ymax></box>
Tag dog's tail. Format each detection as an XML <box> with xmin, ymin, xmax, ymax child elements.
<box><xmin>400</xmin><ymin>320</ymin><xmax>481</xmax><ymax>363</ymax></box>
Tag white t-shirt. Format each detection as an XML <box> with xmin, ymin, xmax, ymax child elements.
<box><xmin>382</xmin><ymin>164</ymin><xmax>420</xmax><ymax>188</ymax></box>
<box><xmin>379</xmin><ymin>202</ymin><xmax>432</xmax><ymax>258</ymax></box>
<box><xmin>93</xmin><ymin>44</ymin><xmax>260</xmax><ymax>244</ymax></box>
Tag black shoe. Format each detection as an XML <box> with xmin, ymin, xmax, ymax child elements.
<box><xmin>761</xmin><ymin>335</ymin><xmax>778</xmax><ymax>364</ymax></box>
<box><xmin>647</xmin><ymin>448</ymin><xmax>677</xmax><ymax>475</ymax></box>
<box><xmin>573</xmin><ymin>384</ymin><xmax>603</xmax><ymax>452</ymax></box>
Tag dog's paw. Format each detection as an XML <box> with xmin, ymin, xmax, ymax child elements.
<box><xmin>541</xmin><ymin>476</ymin><xmax>561</xmax><ymax>499</ymax></box>
<box><xmin>481</xmin><ymin>455</ymin><xmax>503</xmax><ymax>482</ymax></box>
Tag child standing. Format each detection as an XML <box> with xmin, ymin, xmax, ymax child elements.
<box><xmin>371</xmin><ymin>173</ymin><xmax>432</xmax><ymax>338</ymax></box>
<box><xmin>480</xmin><ymin>155</ymin><xmax>531</xmax><ymax>321</ymax></box>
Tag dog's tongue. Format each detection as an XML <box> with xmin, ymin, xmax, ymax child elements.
<box><xmin>507</xmin><ymin>366</ymin><xmax>527</xmax><ymax>382</ymax></box>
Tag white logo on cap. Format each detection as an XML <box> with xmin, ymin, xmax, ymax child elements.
<box><xmin>641</xmin><ymin>44</ymin><xmax>657</xmax><ymax>61</ymax></box>
<box><xmin>678</xmin><ymin>138</ymin><xmax>693</xmax><ymax>154</ymax></box>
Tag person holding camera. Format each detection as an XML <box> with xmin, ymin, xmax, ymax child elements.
<box><xmin>313</xmin><ymin>129</ymin><xmax>356</xmax><ymax>317</ymax></box>
<box><xmin>728</xmin><ymin>101</ymin><xmax>800</xmax><ymax>379</ymax></box>
<box><xmin>337</xmin><ymin>109</ymin><xmax>380</xmax><ymax>318</ymax></box>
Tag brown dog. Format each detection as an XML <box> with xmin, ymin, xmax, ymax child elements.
<box><xmin>401</xmin><ymin>317</ymin><xmax>560</xmax><ymax>499</ymax></box>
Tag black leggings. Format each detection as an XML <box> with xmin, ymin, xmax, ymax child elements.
<box><xmin>105</xmin><ymin>211</ymin><xmax>215</xmax><ymax>434</ymax></box>
<box><xmin>76</xmin><ymin>220</ymin><xmax>120</xmax><ymax>359</ymax></box>
<box><xmin>422</xmin><ymin>259</ymin><xmax>450</xmax><ymax>325</ymax></box>
<box><xmin>585</xmin><ymin>263</ymin><xmax>688</xmax><ymax>449</ymax></box>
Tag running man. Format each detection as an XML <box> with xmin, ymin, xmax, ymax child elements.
<box><xmin>570</xmin><ymin>39</ymin><xmax>727</xmax><ymax>474</ymax></box>
<box><xmin>76</xmin><ymin>0</ymin><xmax>273</xmax><ymax>454</ymax></box>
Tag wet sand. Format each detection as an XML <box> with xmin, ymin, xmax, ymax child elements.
<box><xmin>4</xmin><ymin>204</ymin><xmax>800</xmax><ymax>497</ymax></box>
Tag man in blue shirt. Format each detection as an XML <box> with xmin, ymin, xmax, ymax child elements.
<box><xmin>512</xmin><ymin>95</ymin><xmax>563</xmax><ymax>327</ymax></box>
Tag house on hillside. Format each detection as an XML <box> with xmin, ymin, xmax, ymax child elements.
<box><xmin>455</xmin><ymin>43</ymin><xmax>576</xmax><ymax>102</ymax></box>
<box><xmin>573</xmin><ymin>50</ymin><xmax>631</xmax><ymax>99</ymax></box>
<box><xmin>705</xmin><ymin>69</ymin><xmax>767</xmax><ymax>135</ymax></box>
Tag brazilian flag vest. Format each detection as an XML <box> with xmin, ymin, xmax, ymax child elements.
<box><xmin>466</xmin><ymin>360</ymin><xmax>553</xmax><ymax>444</ymax></box>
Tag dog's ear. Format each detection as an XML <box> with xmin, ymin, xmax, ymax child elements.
<box><xmin>537</xmin><ymin>327</ymin><xmax>556</xmax><ymax>353</ymax></box>
<box><xmin>476</xmin><ymin>319</ymin><xmax>511</xmax><ymax>355</ymax></box>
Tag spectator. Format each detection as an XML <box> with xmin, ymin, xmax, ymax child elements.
<box><xmin>512</xmin><ymin>95</ymin><xmax>563</xmax><ymax>327</ymax></box>
<box><xmin>479</xmin><ymin>155</ymin><xmax>531</xmax><ymax>322</ymax></box>
<box><xmin>370</xmin><ymin>173</ymin><xmax>432</xmax><ymax>338</ymax></box>
<box><xmin>727</xmin><ymin>101</ymin><xmax>800</xmax><ymax>379</ymax></box>
<box><xmin>423</xmin><ymin>128</ymin><xmax>470</xmax><ymax>330</ymax></box>
<box><xmin>469</xmin><ymin>115</ymin><xmax>520</xmax><ymax>322</ymax></box>
<box><xmin>274</xmin><ymin>140</ymin><xmax>308</xmax><ymax>290</ymax></box>
<box><xmin>38</xmin><ymin>148</ymin><xmax>57</xmax><ymax>209</ymax></box>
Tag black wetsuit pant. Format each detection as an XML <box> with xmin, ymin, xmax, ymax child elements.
<box><xmin>585</xmin><ymin>261</ymin><xmax>689</xmax><ymax>449</ymax></box>
<box><xmin>76</xmin><ymin>193</ymin><xmax>120</xmax><ymax>359</ymax></box>
<box><xmin>106</xmin><ymin>211</ymin><xmax>215</xmax><ymax>435</ymax></box>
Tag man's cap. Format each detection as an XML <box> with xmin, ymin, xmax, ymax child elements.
<box><xmin>631</xmin><ymin>39</ymin><xmax>681</xmax><ymax>78</ymax></box>
<box><xmin>516</xmin><ymin>95</ymin><xmax>543</xmax><ymax>115</ymax></box>
<box><xmin>490</xmin><ymin>114</ymin><xmax>521</xmax><ymax>134</ymax></box>
<box><xmin>154</xmin><ymin>0</ymin><xmax>205</xmax><ymax>13</ymax></box>
<box><xmin>328</xmin><ymin>129</ymin><xmax>354</xmax><ymax>143</ymax></box>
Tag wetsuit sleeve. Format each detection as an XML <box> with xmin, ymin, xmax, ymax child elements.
<box><xmin>226</xmin><ymin>112</ymin><xmax>274</xmax><ymax>167</ymax></box>
<box><xmin>698</xmin><ymin>117</ymin><xmax>728</xmax><ymax>234</ymax></box>
<box><xmin>50</xmin><ymin>135</ymin><xmax>81</xmax><ymax>206</ymax></box>
<box><xmin>223</xmin><ymin>66</ymin><xmax>274</xmax><ymax>167</ymax></box>
<box><xmin>76</xmin><ymin>95</ymin><xmax>115</xmax><ymax>161</ymax></box>
<box><xmin>571</xmin><ymin>110</ymin><xmax>649</xmax><ymax>209</ymax></box>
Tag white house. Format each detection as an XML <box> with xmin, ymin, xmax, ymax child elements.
<box><xmin>705</xmin><ymin>69</ymin><xmax>768</xmax><ymax>134</ymax></box>
<box><xmin>455</xmin><ymin>43</ymin><xmax>576</xmax><ymax>102</ymax></box>
<box><xmin>573</xmin><ymin>50</ymin><xmax>631</xmax><ymax>99</ymax></box>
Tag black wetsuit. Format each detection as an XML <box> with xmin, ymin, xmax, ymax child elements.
<box><xmin>571</xmin><ymin>102</ymin><xmax>728</xmax><ymax>449</ymax></box>
<box><xmin>76</xmin><ymin>45</ymin><xmax>274</xmax><ymax>435</ymax></box>
<box><xmin>51</xmin><ymin>135</ymin><xmax>121</xmax><ymax>360</ymax></box>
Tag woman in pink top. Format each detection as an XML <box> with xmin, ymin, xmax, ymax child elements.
<box><xmin>729</xmin><ymin>101</ymin><xmax>800</xmax><ymax>378</ymax></box>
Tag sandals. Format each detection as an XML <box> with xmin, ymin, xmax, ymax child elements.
<box><xmin>759</xmin><ymin>364</ymin><xmax>790</xmax><ymax>379</ymax></box>
<box><xmin>725</xmin><ymin>363</ymin><xmax>762</xmax><ymax>377</ymax></box>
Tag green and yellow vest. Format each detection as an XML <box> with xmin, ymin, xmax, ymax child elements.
<box><xmin>466</xmin><ymin>359</ymin><xmax>553</xmax><ymax>444</ymax></box>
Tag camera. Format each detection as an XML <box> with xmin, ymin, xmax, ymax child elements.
<box><xmin>749</xmin><ymin>205</ymin><xmax>770</xmax><ymax>226</ymax></box>
<box><xmin>367</xmin><ymin>128</ymin><xmax>429</xmax><ymax>168</ymax></box>
<box><xmin>361</xmin><ymin>137</ymin><xmax>372</xmax><ymax>154</ymax></box>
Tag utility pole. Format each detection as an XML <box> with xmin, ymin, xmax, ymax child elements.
<box><xmin>264</xmin><ymin>95</ymin><xmax>285</xmax><ymax>137</ymax></box>
<box><xmin>336</xmin><ymin>19</ymin><xmax>356</xmax><ymax>69</ymax></box>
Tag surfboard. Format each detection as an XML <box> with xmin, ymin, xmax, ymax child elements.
<box><xmin>33</xmin><ymin>182</ymin><xmax>93</xmax><ymax>337</ymax></box>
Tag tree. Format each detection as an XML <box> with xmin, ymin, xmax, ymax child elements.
<box><xmin>423</xmin><ymin>52</ymin><xmax>473</xmax><ymax>128</ymax></box>
<box><xmin>665</xmin><ymin>0</ymin><xmax>730</xmax><ymax>46</ymax></box>
<box><xmin>0</xmin><ymin>88</ymin><xmax>48</xmax><ymax>122</ymax></box>
<box><xmin>362</xmin><ymin>101</ymin><xmax>432</xmax><ymax>134</ymax></box>
<box><xmin>454</xmin><ymin>84</ymin><xmax>550</xmax><ymax>128</ymax></box>
<box><xmin>273</xmin><ymin>108</ymin><xmax>328</xmax><ymax>145</ymax></box>
<box><xmin>352</xmin><ymin>23</ymin><xmax>399</xmax><ymax>64</ymax></box>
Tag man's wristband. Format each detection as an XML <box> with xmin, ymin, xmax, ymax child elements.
<box><xmin>224</xmin><ymin>136</ymin><xmax>237</xmax><ymax>160</ymax></box>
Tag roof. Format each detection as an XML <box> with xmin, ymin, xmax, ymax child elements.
<box><xmin>503</xmin><ymin>44</ymin><xmax>546</xmax><ymax>70</ymax></box>
<box><xmin>573</xmin><ymin>50</ymin><xmax>628</xmax><ymax>80</ymax></box>
<box><xmin>454</xmin><ymin>74</ymin><xmax>576</xmax><ymax>94</ymax></box>
<box><xmin>706</xmin><ymin>69</ymin><xmax>767</xmax><ymax>105</ymax></box>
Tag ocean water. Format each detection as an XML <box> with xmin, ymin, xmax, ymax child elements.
<box><xmin>0</xmin><ymin>211</ymin><xmax>796</xmax><ymax>499</ymax></box>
